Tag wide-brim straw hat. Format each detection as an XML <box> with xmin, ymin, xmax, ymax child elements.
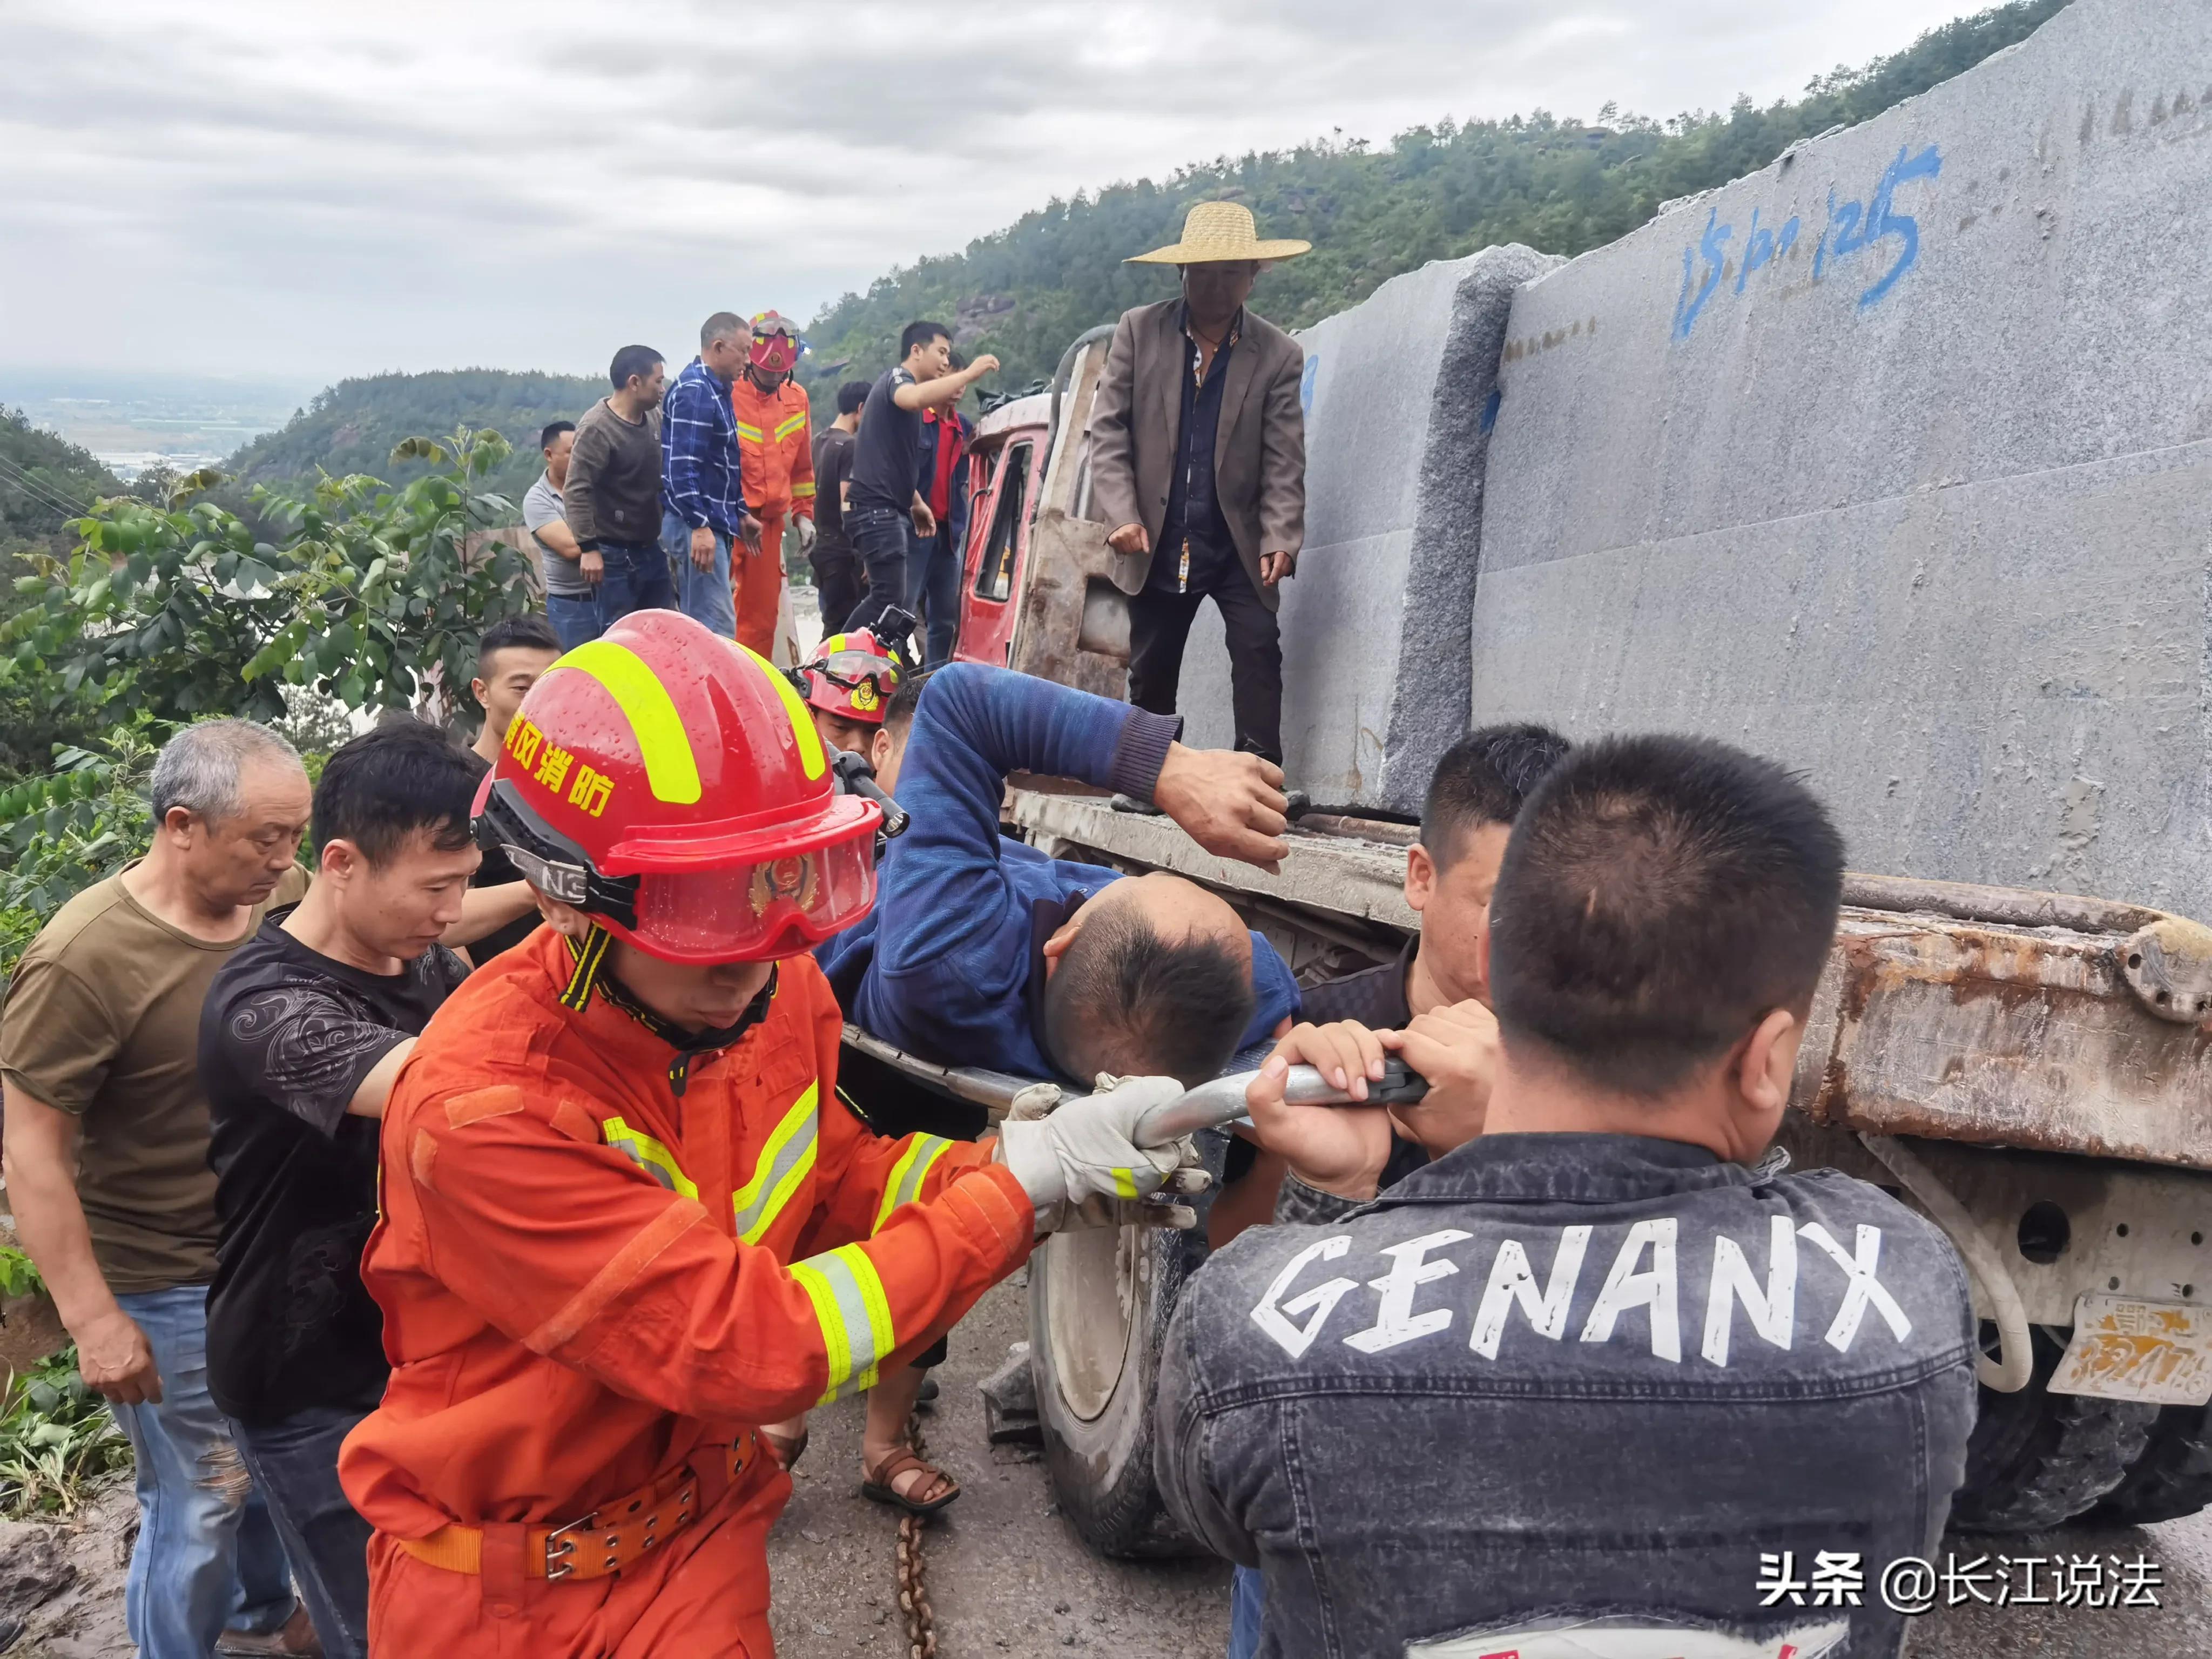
<box><xmin>1127</xmin><ymin>201</ymin><xmax>1311</xmax><ymax>265</ymax></box>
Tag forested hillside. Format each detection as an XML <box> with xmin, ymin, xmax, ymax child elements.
<box><xmin>800</xmin><ymin>0</ymin><xmax>2065</xmax><ymax>394</ymax></box>
<box><xmin>222</xmin><ymin>368</ymin><xmax>604</xmax><ymax>507</ymax></box>
<box><xmin>0</xmin><ymin>408</ymin><xmax>122</xmax><ymax>552</ymax></box>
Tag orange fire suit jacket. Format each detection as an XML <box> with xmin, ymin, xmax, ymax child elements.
<box><xmin>730</xmin><ymin>377</ymin><xmax>815</xmax><ymax>522</ymax></box>
<box><xmin>339</xmin><ymin>927</ymin><xmax>1033</xmax><ymax>1560</ymax></box>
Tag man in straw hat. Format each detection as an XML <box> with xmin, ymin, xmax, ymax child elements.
<box><xmin>1090</xmin><ymin>200</ymin><xmax>1310</xmax><ymax>767</ymax></box>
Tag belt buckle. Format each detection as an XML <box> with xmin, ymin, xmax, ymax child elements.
<box><xmin>543</xmin><ymin>1511</ymin><xmax>598</xmax><ymax>1582</ymax></box>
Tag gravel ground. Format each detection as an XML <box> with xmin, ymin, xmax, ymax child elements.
<box><xmin>765</xmin><ymin>1269</ymin><xmax>1230</xmax><ymax>1659</ymax></box>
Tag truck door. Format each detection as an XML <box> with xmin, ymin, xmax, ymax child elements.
<box><xmin>955</xmin><ymin>431</ymin><xmax>1041</xmax><ymax>667</ymax></box>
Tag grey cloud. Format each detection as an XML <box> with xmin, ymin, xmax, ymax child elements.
<box><xmin>1</xmin><ymin>0</ymin><xmax>1977</xmax><ymax>379</ymax></box>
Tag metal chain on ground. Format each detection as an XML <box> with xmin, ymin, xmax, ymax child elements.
<box><xmin>894</xmin><ymin>1410</ymin><xmax>938</xmax><ymax>1659</ymax></box>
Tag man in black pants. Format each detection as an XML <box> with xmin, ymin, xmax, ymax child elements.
<box><xmin>844</xmin><ymin>322</ymin><xmax>997</xmax><ymax>640</ymax></box>
<box><xmin>1090</xmin><ymin>202</ymin><xmax>1310</xmax><ymax>763</ymax></box>
<box><xmin>809</xmin><ymin>378</ymin><xmax>873</xmax><ymax>632</ymax></box>
<box><xmin>199</xmin><ymin>724</ymin><xmax>481</xmax><ymax>1659</ymax></box>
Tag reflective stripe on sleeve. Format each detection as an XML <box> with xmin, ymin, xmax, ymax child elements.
<box><xmin>602</xmin><ymin>1116</ymin><xmax>700</xmax><ymax>1201</ymax></box>
<box><xmin>872</xmin><ymin>1135</ymin><xmax>955</xmax><ymax>1235</ymax></box>
<box><xmin>790</xmin><ymin>481</ymin><xmax>817</xmax><ymax>498</ymax></box>
<box><xmin>788</xmin><ymin>1243</ymin><xmax>896</xmax><ymax>1403</ymax></box>
<box><xmin>732</xmin><ymin>1082</ymin><xmax>819</xmax><ymax>1244</ymax></box>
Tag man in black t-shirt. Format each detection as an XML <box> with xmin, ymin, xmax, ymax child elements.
<box><xmin>843</xmin><ymin>321</ymin><xmax>997</xmax><ymax>638</ymax></box>
<box><xmin>809</xmin><ymin>378</ymin><xmax>872</xmax><ymax>631</ymax></box>
<box><xmin>1211</xmin><ymin>722</ymin><xmax>1576</xmax><ymax>1246</ymax></box>
<box><xmin>462</xmin><ymin>614</ymin><xmax>563</xmax><ymax>964</ymax></box>
<box><xmin>200</xmin><ymin>724</ymin><xmax>481</xmax><ymax>1659</ymax></box>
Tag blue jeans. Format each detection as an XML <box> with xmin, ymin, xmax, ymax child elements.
<box><xmin>903</xmin><ymin>524</ymin><xmax>962</xmax><ymax>666</ymax></box>
<box><xmin>112</xmin><ymin>1286</ymin><xmax>298</xmax><ymax>1659</ymax></box>
<box><xmin>843</xmin><ymin>505</ymin><xmax>914</xmax><ymax>638</ymax></box>
<box><xmin>1228</xmin><ymin>1564</ymin><xmax>1264</xmax><ymax>1659</ymax></box>
<box><xmin>544</xmin><ymin>590</ymin><xmax>603</xmax><ymax>650</ymax></box>
<box><xmin>233</xmin><ymin>1405</ymin><xmax>373</xmax><ymax>1659</ymax></box>
<box><xmin>601</xmin><ymin>536</ymin><xmax>678</xmax><ymax>627</ymax></box>
<box><xmin>662</xmin><ymin>511</ymin><xmax>733</xmax><ymax>636</ymax></box>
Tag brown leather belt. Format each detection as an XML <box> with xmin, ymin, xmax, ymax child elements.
<box><xmin>396</xmin><ymin>1433</ymin><xmax>756</xmax><ymax>1582</ymax></box>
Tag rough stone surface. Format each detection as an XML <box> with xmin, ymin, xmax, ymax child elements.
<box><xmin>1472</xmin><ymin>0</ymin><xmax>2212</xmax><ymax>914</ymax></box>
<box><xmin>1174</xmin><ymin>244</ymin><xmax>1557</xmax><ymax>812</ymax></box>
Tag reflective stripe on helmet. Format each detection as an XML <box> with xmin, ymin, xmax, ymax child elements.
<box><xmin>788</xmin><ymin>1243</ymin><xmax>895</xmax><ymax>1403</ymax></box>
<box><xmin>732</xmin><ymin>1082</ymin><xmax>819</xmax><ymax>1244</ymax></box>
<box><xmin>541</xmin><ymin>640</ymin><xmax>704</xmax><ymax>806</ymax></box>
<box><xmin>602</xmin><ymin>1116</ymin><xmax>700</xmax><ymax>1201</ymax></box>
<box><xmin>871</xmin><ymin>1135</ymin><xmax>954</xmax><ymax>1235</ymax></box>
<box><xmin>739</xmin><ymin>645</ymin><xmax>828</xmax><ymax>782</ymax></box>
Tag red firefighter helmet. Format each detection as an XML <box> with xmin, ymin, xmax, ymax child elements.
<box><xmin>798</xmin><ymin>630</ymin><xmax>901</xmax><ymax>726</ymax></box>
<box><xmin>748</xmin><ymin>311</ymin><xmax>801</xmax><ymax>376</ymax></box>
<box><xmin>474</xmin><ymin>610</ymin><xmax>880</xmax><ymax>965</ymax></box>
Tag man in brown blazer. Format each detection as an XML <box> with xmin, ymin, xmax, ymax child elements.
<box><xmin>1089</xmin><ymin>202</ymin><xmax>1309</xmax><ymax>764</ymax></box>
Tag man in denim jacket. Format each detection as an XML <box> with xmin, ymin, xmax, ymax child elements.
<box><xmin>1156</xmin><ymin>734</ymin><xmax>1978</xmax><ymax>1659</ymax></box>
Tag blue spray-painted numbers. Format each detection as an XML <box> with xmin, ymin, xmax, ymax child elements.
<box><xmin>1816</xmin><ymin>143</ymin><xmax>1943</xmax><ymax>309</ymax></box>
<box><xmin>1671</xmin><ymin>208</ymin><xmax>1732</xmax><ymax>340</ymax></box>
<box><xmin>1670</xmin><ymin>141</ymin><xmax>1941</xmax><ymax>341</ymax></box>
<box><xmin>1735</xmin><ymin>207</ymin><xmax>1800</xmax><ymax>293</ymax></box>
<box><xmin>1673</xmin><ymin>205</ymin><xmax>1803</xmax><ymax>340</ymax></box>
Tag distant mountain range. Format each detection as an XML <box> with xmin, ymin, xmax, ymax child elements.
<box><xmin>221</xmin><ymin>369</ymin><xmax>604</xmax><ymax>511</ymax></box>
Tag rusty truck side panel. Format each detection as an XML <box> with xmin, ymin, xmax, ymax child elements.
<box><xmin>1800</xmin><ymin>913</ymin><xmax>2212</xmax><ymax>1170</ymax></box>
<box><xmin>1008</xmin><ymin>790</ymin><xmax>2212</xmax><ymax>1176</ymax></box>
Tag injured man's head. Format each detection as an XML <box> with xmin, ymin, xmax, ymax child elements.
<box><xmin>1038</xmin><ymin>872</ymin><xmax>1260</xmax><ymax>1090</ymax></box>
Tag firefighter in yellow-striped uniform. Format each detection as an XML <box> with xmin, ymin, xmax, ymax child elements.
<box><xmin>339</xmin><ymin>611</ymin><xmax>1188</xmax><ymax>1655</ymax></box>
<box><xmin>727</xmin><ymin>311</ymin><xmax>817</xmax><ymax>659</ymax></box>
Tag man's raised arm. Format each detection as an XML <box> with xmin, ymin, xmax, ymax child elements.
<box><xmin>867</xmin><ymin>665</ymin><xmax>1289</xmax><ymax>1001</ymax></box>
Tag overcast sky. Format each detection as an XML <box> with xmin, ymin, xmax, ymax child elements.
<box><xmin>2</xmin><ymin>0</ymin><xmax>1985</xmax><ymax>386</ymax></box>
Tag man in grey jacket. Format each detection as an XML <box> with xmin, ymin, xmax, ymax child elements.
<box><xmin>1157</xmin><ymin>734</ymin><xmax>1978</xmax><ymax>1659</ymax></box>
<box><xmin>1089</xmin><ymin>202</ymin><xmax>1308</xmax><ymax>764</ymax></box>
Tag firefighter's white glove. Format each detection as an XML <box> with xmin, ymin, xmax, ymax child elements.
<box><xmin>797</xmin><ymin>516</ymin><xmax>817</xmax><ymax>553</ymax></box>
<box><xmin>996</xmin><ymin>1074</ymin><xmax>1202</xmax><ymax>1219</ymax></box>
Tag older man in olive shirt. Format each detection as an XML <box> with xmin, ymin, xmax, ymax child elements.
<box><xmin>1</xmin><ymin>720</ymin><xmax>315</xmax><ymax>1658</ymax></box>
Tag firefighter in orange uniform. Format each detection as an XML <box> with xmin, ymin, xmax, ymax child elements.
<box><xmin>728</xmin><ymin>311</ymin><xmax>815</xmax><ymax>660</ymax></box>
<box><xmin>338</xmin><ymin>610</ymin><xmax>1195</xmax><ymax>1656</ymax></box>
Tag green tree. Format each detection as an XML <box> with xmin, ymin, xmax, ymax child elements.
<box><xmin>4</xmin><ymin>428</ymin><xmax>536</xmax><ymax>727</ymax></box>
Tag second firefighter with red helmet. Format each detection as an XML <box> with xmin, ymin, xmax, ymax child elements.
<box><xmin>795</xmin><ymin>627</ymin><xmax>903</xmax><ymax>758</ymax></box>
<box><xmin>340</xmin><ymin>611</ymin><xmax>1195</xmax><ymax>1656</ymax></box>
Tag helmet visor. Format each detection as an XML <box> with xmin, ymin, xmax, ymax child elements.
<box><xmin>630</xmin><ymin>825</ymin><xmax>876</xmax><ymax>962</ymax></box>
<box><xmin>814</xmin><ymin>651</ymin><xmax>899</xmax><ymax>696</ymax></box>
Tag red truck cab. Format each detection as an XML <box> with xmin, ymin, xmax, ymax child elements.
<box><xmin>950</xmin><ymin>328</ymin><xmax>1130</xmax><ymax>700</ymax></box>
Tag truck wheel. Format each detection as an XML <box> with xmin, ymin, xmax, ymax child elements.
<box><xmin>1027</xmin><ymin>1222</ymin><xmax>1197</xmax><ymax>1557</ymax></box>
<box><xmin>1951</xmin><ymin>1325</ymin><xmax>2158</xmax><ymax>1533</ymax></box>
<box><xmin>2087</xmin><ymin>1404</ymin><xmax>2212</xmax><ymax>1526</ymax></box>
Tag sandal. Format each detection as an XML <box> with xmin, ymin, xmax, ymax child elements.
<box><xmin>763</xmin><ymin>1427</ymin><xmax>810</xmax><ymax>1471</ymax></box>
<box><xmin>861</xmin><ymin>1447</ymin><xmax>961</xmax><ymax>1516</ymax></box>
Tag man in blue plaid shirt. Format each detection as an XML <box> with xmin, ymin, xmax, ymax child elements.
<box><xmin>659</xmin><ymin>312</ymin><xmax>764</xmax><ymax>639</ymax></box>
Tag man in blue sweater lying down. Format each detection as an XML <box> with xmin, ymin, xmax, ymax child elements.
<box><xmin>824</xmin><ymin>662</ymin><xmax>1299</xmax><ymax>1088</ymax></box>
<box><xmin>801</xmin><ymin>665</ymin><xmax>1297</xmax><ymax>1513</ymax></box>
